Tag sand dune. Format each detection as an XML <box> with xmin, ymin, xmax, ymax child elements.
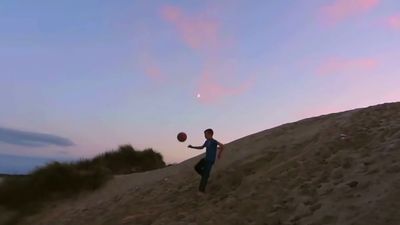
<box><xmin>14</xmin><ymin>102</ymin><xmax>400</xmax><ymax>225</ymax></box>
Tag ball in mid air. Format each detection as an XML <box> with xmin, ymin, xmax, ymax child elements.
<box><xmin>177</xmin><ymin>132</ymin><xmax>187</xmax><ymax>142</ymax></box>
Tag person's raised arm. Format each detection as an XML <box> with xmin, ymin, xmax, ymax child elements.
<box><xmin>188</xmin><ymin>144</ymin><xmax>205</xmax><ymax>150</ymax></box>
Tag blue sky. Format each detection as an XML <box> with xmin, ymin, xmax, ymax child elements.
<box><xmin>1</xmin><ymin>0</ymin><xmax>399</xmax><ymax>174</ymax></box>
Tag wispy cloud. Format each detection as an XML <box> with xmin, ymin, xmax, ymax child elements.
<box><xmin>385</xmin><ymin>13</ymin><xmax>400</xmax><ymax>30</ymax></box>
<box><xmin>196</xmin><ymin>69</ymin><xmax>255</xmax><ymax>103</ymax></box>
<box><xmin>160</xmin><ymin>5</ymin><xmax>223</xmax><ymax>52</ymax></box>
<box><xmin>160</xmin><ymin>4</ymin><xmax>254</xmax><ymax>103</ymax></box>
<box><xmin>143</xmin><ymin>64</ymin><xmax>164</xmax><ymax>81</ymax></box>
<box><xmin>316</xmin><ymin>57</ymin><xmax>379</xmax><ymax>76</ymax></box>
<box><xmin>319</xmin><ymin>0</ymin><xmax>380</xmax><ymax>25</ymax></box>
<box><xmin>140</xmin><ymin>52</ymin><xmax>167</xmax><ymax>83</ymax></box>
<box><xmin>0</xmin><ymin>127</ymin><xmax>74</xmax><ymax>148</ymax></box>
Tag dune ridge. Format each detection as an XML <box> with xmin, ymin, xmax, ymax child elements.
<box><xmin>12</xmin><ymin>102</ymin><xmax>400</xmax><ymax>225</ymax></box>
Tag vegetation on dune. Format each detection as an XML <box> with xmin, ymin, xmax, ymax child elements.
<box><xmin>0</xmin><ymin>145</ymin><xmax>166</xmax><ymax>222</ymax></box>
<box><xmin>91</xmin><ymin>145</ymin><xmax>166</xmax><ymax>174</ymax></box>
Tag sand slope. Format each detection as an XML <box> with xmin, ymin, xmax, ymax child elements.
<box><xmin>17</xmin><ymin>102</ymin><xmax>400</xmax><ymax>225</ymax></box>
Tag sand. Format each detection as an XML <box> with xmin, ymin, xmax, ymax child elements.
<box><xmin>8</xmin><ymin>102</ymin><xmax>400</xmax><ymax>225</ymax></box>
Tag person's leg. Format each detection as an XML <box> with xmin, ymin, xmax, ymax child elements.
<box><xmin>194</xmin><ymin>158</ymin><xmax>205</xmax><ymax>176</ymax></box>
<box><xmin>199</xmin><ymin>161</ymin><xmax>214</xmax><ymax>192</ymax></box>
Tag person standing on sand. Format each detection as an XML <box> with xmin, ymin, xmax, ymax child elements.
<box><xmin>188</xmin><ymin>128</ymin><xmax>224</xmax><ymax>193</ymax></box>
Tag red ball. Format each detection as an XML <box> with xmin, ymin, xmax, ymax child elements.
<box><xmin>177</xmin><ymin>132</ymin><xmax>187</xmax><ymax>142</ymax></box>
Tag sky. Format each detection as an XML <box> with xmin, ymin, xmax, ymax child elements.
<box><xmin>1</xmin><ymin>0</ymin><xmax>399</xmax><ymax>174</ymax></box>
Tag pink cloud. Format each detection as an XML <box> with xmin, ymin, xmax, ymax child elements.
<box><xmin>319</xmin><ymin>0</ymin><xmax>380</xmax><ymax>25</ymax></box>
<box><xmin>316</xmin><ymin>57</ymin><xmax>379</xmax><ymax>76</ymax></box>
<box><xmin>160</xmin><ymin>5</ymin><xmax>222</xmax><ymax>51</ymax></box>
<box><xmin>160</xmin><ymin>4</ymin><xmax>255</xmax><ymax>104</ymax></box>
<box><xmin>139</xmin><ymin>52</ymin><xmax>166</xmax><ymax>82</ymax></box>
<box><xmin>196</xmin><ymin>68</ymin><xmax>255</xmax><ymax>104</ymax></box>
<box><xmin>143</xmin><ymin>63</ymin><xmax>164</xmax><ymax>81</ymax></box>
<box><xmin>161</xmin><ymin>5</ymin><xmax>181</xmax><ymax>22</ymax></box>
<box><xmin>385</xmin><ymin>13</ymin><xmax>400</xmax><ymax>30</ymax></box>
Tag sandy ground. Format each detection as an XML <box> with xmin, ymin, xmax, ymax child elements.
<box><xmin>5</xmin><ymin>102</ymin><xmax>400</xmax><ymax>225</ymax></box>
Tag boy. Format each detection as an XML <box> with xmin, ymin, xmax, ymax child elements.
<box><xmin>188</xmin><ymin>128</ymin><xmax>224</xmax><ymax>193</ymax></box>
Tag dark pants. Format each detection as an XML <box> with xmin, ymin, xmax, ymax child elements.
<box><xmin>194</xmin><ymin>158</ymin><xmax>214</xmax><ymax>192</ymax></box>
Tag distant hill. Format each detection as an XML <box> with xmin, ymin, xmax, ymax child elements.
<box><xmin>0</xmin><ymin>174</ymin><xmax>27</xmax><ymax>177</ymax></box>
<box><xmin>0</xmin><ymin>154</ymin><xmax>70</xmax><ymax>175</ymax></box>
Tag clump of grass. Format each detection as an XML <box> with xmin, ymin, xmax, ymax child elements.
<box><xmin>91</xmin><ymin>145</ymin><xmax>166</xmax><ymax>174</ymax></box>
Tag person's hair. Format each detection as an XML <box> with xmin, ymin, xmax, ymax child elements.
<box><xmin>204</xmin><ymin>128</ymin><xmax>214</xmax><ymax>136</ymax></box>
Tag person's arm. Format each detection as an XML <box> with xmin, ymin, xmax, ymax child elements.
<box><xmin>217</xmin><ymin>141</ymin><xmax>224</xmax><ymax>159</ymax></box>
<box><xmin>188</xmin><ymin>144</ymin><xmax>204</xmax><ymax>150</ymax></box>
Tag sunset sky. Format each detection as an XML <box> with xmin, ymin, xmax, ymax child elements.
<box><xmin>1</xmin><ymin>0</ymin><xmax>399</xmax><ymax>173</ymax></box>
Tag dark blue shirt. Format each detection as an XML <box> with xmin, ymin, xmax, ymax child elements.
<box><xmin>203</xmin><ymin>139</ymin><xmax>218</xmax><ymax>162</ymax></box>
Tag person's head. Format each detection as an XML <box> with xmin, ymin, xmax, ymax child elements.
<box><xmin>204</xmin><ymin>128</ymin><xmax>214</xmax><ymax>139</ymax></box>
